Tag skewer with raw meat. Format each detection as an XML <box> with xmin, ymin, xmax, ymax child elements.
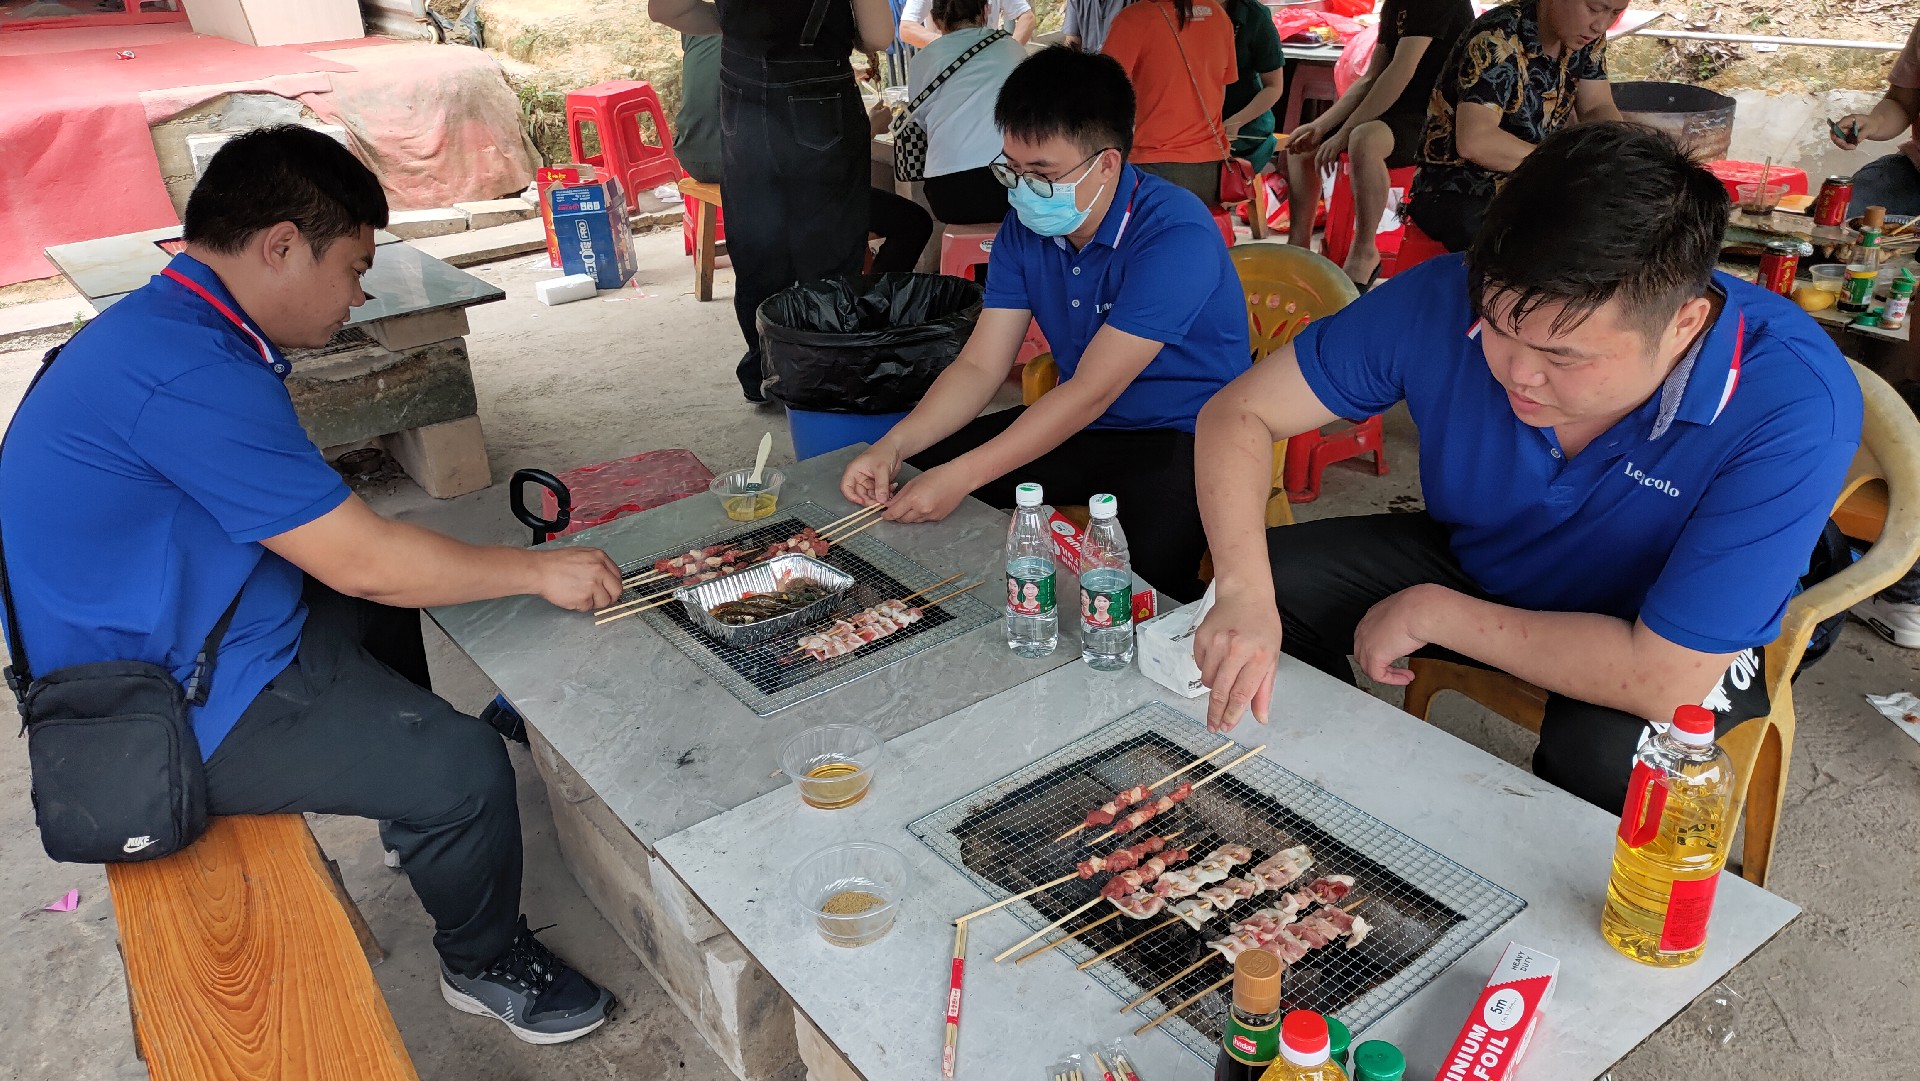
<box><xmin>1056</xmin><ymin>742</ymin><xmax>1236</xmax><ymax>842</ymax></box>
<box><xmin>787</xmin><ymin>582</ymin><xmax>984</xmax><ymax>661</ymax></box>
<box><xmin>615</xmin><ymin>503</ymin><xmax>883</xmax><ymax>591</ymax></box>
<box><xmin>1119</xmin><ymin>879</ymin><xmax>1363</xmax><ymax>1013</ymax></box>
<box><xmin>952</xmin><ymin>832</ymin><xmax>1186</xmax><ymax>924</ymax></box>
<box><xmin>994</xmin><ymin>844</ymin><xmax>1199</xmax><ymax>964</ymax></box>
<box><xmin>1082</xmin><ymin>745</ymin><xmax>1269</xmax><ymax>845</ymax></box>
<box><xmin>1132</xmin><ymin>896</ymin><xmax>1372</xmax><ymax>1035</ymax></box>
<box><xmin>1073</xmin><ymin>847</ymin><xmax>1315</xmax><ymax>970</ymax></box>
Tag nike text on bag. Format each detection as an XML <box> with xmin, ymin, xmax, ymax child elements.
<box><xmin>2</xmin><ymin>338</ymin><xmax>235</xmax><ymax>864</ymax></box>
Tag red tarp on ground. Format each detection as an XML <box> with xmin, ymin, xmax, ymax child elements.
<box><xmin>1</xmin><ymin>28</ymin><xmax>358</xmax><ymax>285</ymax></box>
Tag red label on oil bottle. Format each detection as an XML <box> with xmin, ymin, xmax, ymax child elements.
<box><xmin>1617</xmin><ymin>762</ymin><xmax>1669</xmax><ymax>848</ymax></box>
<box><xmin>1659</xmin><ymin>872</ymin><xmax>1721</xmax><ymax>952</ymax></box>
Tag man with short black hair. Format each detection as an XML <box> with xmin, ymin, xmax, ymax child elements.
<box><xmin>1192</xmin><ymin>123</ymin><xmax>1863</xmax><ymax>810</ymax></box>
<box><xmin>0</xmin><ymin>126</ymin><xmax>620</xmax><ymax>1043</ymax></box>
<box><xmin>841</xmin><ymin>47</ymin><xmax>1251</xmax><ymax>602</ymax></box>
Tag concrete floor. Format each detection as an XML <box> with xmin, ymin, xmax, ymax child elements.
<box><xmin>1</xmin><ymin>228</ymin><xmax>1916</xmax><ymax>1080</ymax></box>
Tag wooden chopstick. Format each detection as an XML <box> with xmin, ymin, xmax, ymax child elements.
<box><xmin>941</xmin><ymin>920</ymin><xmax>967</xmax><ymax>1078</ymax></box>
<box><xmin>1014</xmin><ymin>910</ymin><xmax>1123</xmax><ymax>965</ymax></box>
<box><xmin>1055</xmin><ymin>740</ymin><xmax>1237</xmax><ymax>842</ymax></box>
<box><xmin>1084</xmin><ymin>745</ymin><xmax>1269</xmax><ymax>845</ymax></box>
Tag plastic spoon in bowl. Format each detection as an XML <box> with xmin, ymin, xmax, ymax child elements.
<box><xmin>746</xmin><ymin>432</ymin><xmax>773</xmax><ymax>491</ymax></box>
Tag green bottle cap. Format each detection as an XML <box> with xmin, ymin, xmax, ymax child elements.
<box><xmin>1893</xmin><ymin>277</ymin><xmax>1915</xmax><ymax>297</ymax></box>
<box><xmin>1326</xmin><ymin>1017</ymin><xmax>1351</xmax><ymax>1069</ymax></box>
<box><xmin>1855</xmin><ymin>313</ymin><xmax>1884</xmax><ymax>327</ymax></box>
<box><xmin>1353</xmin><ymin>1040</ymin><xmax>1407</xmax><ymax>1081</ymax></box>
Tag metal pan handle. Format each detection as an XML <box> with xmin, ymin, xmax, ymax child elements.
<box><xmin>509</xmin><ymin>468</ymin><xmax>571</xmax><ymax>545</ymax></box>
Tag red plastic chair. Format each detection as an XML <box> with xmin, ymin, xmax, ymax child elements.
<box><xmin>566</xmin><ymin>81</ymin><xmax>682</xmax><ymax>214</ymax></box>
<box><xmin>1320</xmin><ymin>157</ymin><xmax>1418</xmax><ymax>276</ymax></box>
<box><xmin>1391</xmin><ymin>218</ymin><xmax>1450</xmax><ymax>275</ymax></box>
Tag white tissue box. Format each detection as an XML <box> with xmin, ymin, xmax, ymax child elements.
<box><xmin>535</xmin><ymin>273</ymin><xmax>598</xmax><ymax>306</ymax></box>
<box><xmin>1136</xmin><ymin>588</ymin><xmax>1214</xmax><ymax>699</ymax></box>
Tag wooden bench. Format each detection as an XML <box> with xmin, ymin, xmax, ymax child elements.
<box><xmin>679</xmin><ymin>177</ymin><xmax>723</xmax><ymax>302</ymax></box>
<box><xmin>105</xmin><ymin>815</ymin><xmax>420</xmax><ymax>1080</ymax></box>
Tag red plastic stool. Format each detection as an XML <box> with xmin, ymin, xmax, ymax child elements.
<box><xmin>509</xmin><ymin>450</ymin><xmax>715</xmax><ymax>543</ymax></box>
<box><xmin>1321</xmin><ymin>158</ymin><xmax>1418</xmax><ymax>275</ymax></box>
<box><xmin>566</xmin><ymin>81</ymin><xmax>682</xmax><ymax>214</ymax></box>
<box><xmin>1284</xmin><ymin>417</ymin><xmax>1389</xmax><ymax>502</ymax></box>
<box><xmin>940</xmin><ymin>223</ymin><xmax>1050</xmax><ymax>365</ymax></box>
<box><xmin>1210</xmin><ymin>205</ymin><xmax>1236</xmax><ymax>247</ymax></box>
<box><xmin>1390</xmin><ymin>218</ymin><xmax>1450</xmax><ymax>275</ymax></box>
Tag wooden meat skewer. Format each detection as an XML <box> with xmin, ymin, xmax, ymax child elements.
<box><xmin>1084</xmin><ymin>745</ymin><xmax>1269</xmax><ymax>845</ymax></box>
<box><xmin>952</xmin><ymin>830</ymin><xmax>1185</xmax><ymax>925</ymax></box>
<box><xmin>1120</xmin><ymin>894</ymin><xmax>1367</xmax><ymax>1012</ymax></box>
<box><xmin>787</xmin><ymin>581</ymin><xmax>986</xmax><ymax>656</ymax></box>
<box><xmin>1013</xmin><ymin>910</ymin><xmax>1123</xmax><ymax>964</ymax></box>
<box><xmin>1077</xmin><ymin>855</ymin><xmax>1317</xmax><ymax>971</ymax></box>
<box><xmin>616</xmin><ymin>503</ymin><xmax>881</xmax><ymax>593</ymax></box>
<box><xmin>822</xmin><ymin>502</ymin><xmax>886</xmax><ymax>533</ymax></box>
<box><xmin>1055</xmin><ymin>741</ymin><xmax>1237</xmax><ymax>842</ymax></box>
<box><xmin>1128</xmin><ymin>898</ymin><xmax>1370</xmax><ymax>1029</ymax></box>
<box><xmin>597</xmin><ymin>583</ymin><xmax>682</xmax><ymax>618</ymax></box>
<box><xmin>595</xmin><ymin>593</ymin><xmax>680</xmax><ymax>626</ymax></box>
<box><xmin>824</xmin><ymin>515</ymin><xmax>885</xmax><ymax>545</ymax></box>
<box><xmin>993</xmin><ymin>897</ymin><xmax>1103</xmax><ymax>963</ymax></box>
<box><xmin>620</xmin><ymin>543</ymin><xmax>763</xmax><ymax>588</ymax></box>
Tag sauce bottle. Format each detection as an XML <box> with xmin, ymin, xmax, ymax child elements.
<box><xmin>1214</xmin><ymin>950</ymin><xmax>1284</xmax><ymax>1081</ymax></box>
<box><xmin>1325</xmin><ymin>1016</ymin><xmax>1351</xmax><ymax>1074</ymax></box>
<box><xmin>1600</xmin><ymin>705</ymin><xmax>1735</xmax><ymax>967</ymax></box>
<box><xmin>1351</xmin><ymin>1040</ymin><xmax>1405</xmax><ymax>1081</ymax></box>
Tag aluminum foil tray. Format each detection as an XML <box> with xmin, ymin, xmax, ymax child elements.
<box><xmin>674</xmin><ymin>554</ymin><xmax>854</xmax><ymax>648</ymax></box>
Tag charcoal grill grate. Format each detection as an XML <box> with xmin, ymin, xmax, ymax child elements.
<box><xmin>610</xmin><ymin>501</ymin><xmax>999</xmax><ymax>716</ymax></box>
<box><xmin>908</xmin><ymin>703</ymin><xmax>1526</xmax><ymax>1064</ymax></box>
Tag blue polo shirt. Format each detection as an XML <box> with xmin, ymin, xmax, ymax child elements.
<box><xmin>1293</xmin><ymin>256</ymin><xmax>1862</xmax><ymax>655</ymax></box>
<box><xmin>0</xmin><ymin>254</ymin><xmax>350</xmax><ymax>756</ymax></box>
<box><xmin>983</xmin><ymin>165</ymin><xmax>1250</xmax><ymax>434</ymax></box>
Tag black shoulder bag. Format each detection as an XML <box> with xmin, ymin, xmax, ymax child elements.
<box><xmin>2</xmin><ymin>342</ymin><xmax>241</xmax><ymax>863</ymax></box>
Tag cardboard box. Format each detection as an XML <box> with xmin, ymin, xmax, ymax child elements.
<box><xmin>549</xmin><ymin>174</ymin><xmax>637</xmax><ymax>289</ymax></box>
<box><xmin>1433</xmin><ymin>943</ymin><xmax>1560</xmax><ymax>1081</ymax></box>
<box><xmin>1047</xmin><ymin>511</ymin><xmax>1155</xmax><ymax>623</ymax></box>
<box><xmin>537</xmin><ymin>165</ymin><xmax>585</xmax><ymax>269</ymax></box>
<box><xmin>1136</xmin><ymin>585</ymin><xmax>1214</xmax><ymax>699</ymax></box>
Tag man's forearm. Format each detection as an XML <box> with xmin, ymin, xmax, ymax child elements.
<box><xmin>351</xmin><ymin>520</ymin><xmax>542</xmax><ymax>609</ymax></box>
<box><xmin>1459</xmin><ymin>125</ymin><xmax>1535</xmax><ymax>175</ymax></box>
<box><xmin>1342</xmin><ymin>55</ymin><xmax>1420</xmax><ymax>129</ymax></box>
<box><xmin>1412</xmin><ymin>589</ymin><xmax>1723</xmax><ymax>722</ymax></box>
<box><xmin>1193</xmin><ymin>395</ymin><xmax>1281</xmax><ymax>598</ymax></box>
<box><xmin>876</xmin><ymin>355</ymin><xmax>1005</xmax><ymax>460</ymax></box>
<box><xmin>1866</xmin><ymin>94</ymin><xmax>1919</xmax><ymax>141</ymax></box>
<box><xmin>1012</xmin><ymin>10</ymin><xmax>1034</xmax><ymax>42</ymax></box>
<box><xmin>941</xmin><ymin>382</ymin><xmax>1110</xmax><ymax>488</ymax></box>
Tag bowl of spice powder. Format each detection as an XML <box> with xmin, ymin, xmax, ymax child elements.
<box><xmin>794</xmin><ymin>841</ymin><xmax>909</xmax><ymax>947</ymax></box>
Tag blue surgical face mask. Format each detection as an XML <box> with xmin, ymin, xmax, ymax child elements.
<box><xmin>1008</xmin><ymin>165</ymin><xmax>1107</xmax><ymax>237</ymax></box>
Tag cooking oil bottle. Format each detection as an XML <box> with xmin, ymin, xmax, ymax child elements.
<box><xmin>1257</xmin><ymin>1011</ymin><xmax>1349</xmax><ymax>1081</ymax></box>
<box><xmin>1601</xmin><ymin>705</ymin><xmax>1735</xmax><ymax>967</ymax></box>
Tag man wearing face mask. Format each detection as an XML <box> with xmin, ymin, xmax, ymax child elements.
<box><xmin>840</xmin><ymin>47</ymin><xmax>1250</xmax><ymax>603</ymax></box>
<box><xmin>1191</xmin><ymin>124</ymin><xmax>1862</xmax><ymax>812</ymax></box>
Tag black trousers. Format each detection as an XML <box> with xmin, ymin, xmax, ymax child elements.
<box><xmin>869</xmin><ymin>187</ymin><xmax>934</xmax><ymax>273</ymax></box>
<box><xmin>720</xmin><ymin>50</ymin><xmax>869</xmax><ymax>395</ymax></box>
<box><xmin>1266</xmin><ymin>513</ymin><xmax>1740</xmax><ymax>812</ymax></box>
<box><xmin>204</xmin><ymin>579</ymin><xmax>521</xmax><ymax>977</ymax></box>
<box><xmin>908</xmin><ymin>407</ymin><xmax>1208</xmax><ymax>602</ymax></box>
<box><xmin>924</xmin><ymin>166</ymin><xmax>1010</xmax><ymax>225</ymax></box>
<box><xmin>1406</xmin><ymin>188</ymin><xmax>1489</xmax><ymax>254</ymax></box>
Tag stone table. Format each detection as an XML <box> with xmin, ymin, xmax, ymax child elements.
<box><xmin>655</xmin><ymin>658</ymin><xmax>1798</xmax><ymax>1081</ymax></box>
<box><xmin>430</xmin><ymin>445</ymin><xmax>1073</xmax><ymax>1079</ymax></box>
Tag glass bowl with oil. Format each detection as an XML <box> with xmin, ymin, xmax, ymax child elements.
<box><xmin>710</xmin><ymin>467</ymin><xmax>785</xmax><ymax>522</ymax></box>
<box><xmin>781</xmin><ymin>723</ymin><xmax>881</xmax><ymax>809</ymax></box>
<box><xmin>793</xmin><ymin>841</ymin><xmax>908</xmax><ymax>947</ymax></box>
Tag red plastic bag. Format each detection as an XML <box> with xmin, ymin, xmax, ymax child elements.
<box><xmin>1271</xmin><ymin>9</ymin><xmax>1366</xmax><ymax>44</ymax></box>
<box><xmin>1321</xmin><ymin>0</ymin><xmax>1373</xmax><ymax>17</ymax></box>
<box><xmin>1334</xmin><ymin>24</ymin><xmax>1377</xmax><ymax>95</ymax></box>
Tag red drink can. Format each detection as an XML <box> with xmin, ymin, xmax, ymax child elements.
<box><xmin>1813</xmin><ymin>176</ymin><xmax>1853</xmax><ymax>227</ymax></box>
<box><xmin>1757</xmin><ymin>241</ymin><xmax>1799</xmax><ymax>295</ymax></box>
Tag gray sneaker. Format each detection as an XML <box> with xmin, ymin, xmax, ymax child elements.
<box><xmin>441</xmin><ymin>918</ymin><xmax>615</xmax><ymax>1044</ymax></box>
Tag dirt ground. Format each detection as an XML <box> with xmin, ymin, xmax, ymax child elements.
<box><xmin>1</xmin><ymin>227</ymin><xmax>1917</xmax><ymax>1080</ymax></box>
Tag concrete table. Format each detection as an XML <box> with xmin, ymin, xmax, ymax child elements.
<box><xmin>655</xmin><ymin>658</ymin><xmax>1798</xmax><ymax>1081</ymax></box>
<box><xmin>430</xmin><ymin>445</ymin><xmax>1073</xmax><ymax>1079</ymax></box>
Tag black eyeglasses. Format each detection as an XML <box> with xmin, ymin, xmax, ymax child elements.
<box><xmin>989</xmin><ymin>148</ymin><xmax>1116</xmax><ymax>198</ymax></box>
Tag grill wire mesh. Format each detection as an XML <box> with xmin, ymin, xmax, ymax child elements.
<box><xmin>611</xmin><ymin>501</ymin><xmax>999</xmax><ymax>716</ymax></box>
<box><xmin>909</xmin><ymin>704</ymin><xmax>1526</xmax><ymax>1064</ymax></box>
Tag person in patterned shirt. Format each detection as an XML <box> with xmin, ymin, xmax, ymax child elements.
<box><xmin>1407</xmin><ymin>0</ymin><xmax>1624</xmax><ymax>252</ymax></box>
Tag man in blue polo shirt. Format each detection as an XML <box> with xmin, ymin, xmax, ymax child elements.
<box><xmin>0</xmin><ymin>128</ymin><xmax>621</xmax><ymax>1042</ymax></box>
<box><xmin>1192</xmin><ymin>123</ymin><xmax>1862</xmax><ymax>810</ymax></box>
<box><xmin>841</xmin><ymin>46</ymin><xmax>1250</xmax><ymax>602</ymax></box>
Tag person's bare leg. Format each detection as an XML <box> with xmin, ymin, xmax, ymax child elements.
<box><xmin>1343</xmin><ymin>120</ymin><xmax>1395</xmax><ymax>285</ymax></box>
<box><xmin>1285</xmin><ymin>149</ymin><xmax>1322</xmax><ymax>249</ymax></box>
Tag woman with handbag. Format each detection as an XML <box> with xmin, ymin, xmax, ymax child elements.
<box><xmin>901</xmin><ymin>0</ymin><xmax>1027</xmax><ymax>224</ymax></box>
<box><xmin>1102</xmin><ymin>0</ymin><xmax>1238</xmax><ymax>206</ymax></box>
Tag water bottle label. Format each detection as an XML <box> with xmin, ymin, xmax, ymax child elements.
<box><xmin>1007</xmin><ymin>572</ymin><xmax>1055</xmax><ymax>616</ymax></box>
<box><xmin>1659</xmin><ymin>871</ymin><xmax>1720</xmax><ymax>952</ymax></box>
<box><xmin>1081</xmin><ymin>583</ymin><xmax>1132</xmax><ymax>629</ymax></box>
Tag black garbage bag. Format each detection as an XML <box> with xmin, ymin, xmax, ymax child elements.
<box><xmin>759</xmin><ymin>272</ymin><xmax>983</xmax><ymax>414</ymax></box>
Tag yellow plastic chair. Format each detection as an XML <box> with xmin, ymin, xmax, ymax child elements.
<box><xmin>1021</xmin><ymin>243</ymin><xmax>1360</xmax><ymax>529</ymax></box>
<box><xmin>1402</xmin><ymin>360</ymin><xmax>1920</xmax><ymax>888</ymax></box>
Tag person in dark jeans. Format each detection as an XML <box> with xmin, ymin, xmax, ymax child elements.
<box><xmin>1405</xmin><ymin>0</ymin><xmax>1623</xmax><ymax>253</ymax></box>
<box><xmin>651</xmin><ymin>0</ymin><xmax>899</xmax><ymax>403</ymax></box>
<box><xmin>0</xmin><ymin>127</ymin><xmax>625</xmax><ymax>1044</ymax></box>
<box><xmin>1193</xmin><ymin>124</ymin><xmax>1862</xmax><ymax>812</ymax></box>
<box><xmin>841</xmin><ymin>48</ymin><xmax>1251</xmax><ymax>602</ymax></box>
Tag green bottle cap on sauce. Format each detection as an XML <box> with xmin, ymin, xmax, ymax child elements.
<box><xmin>1353</xmin><ymin>1040</ymin><xmax>1408</xmax><ymax>1081</ymax></box>
<box><xmin>1855</xmin><ymin>313</ymin><xmax>1884</xmax><ymax>327</ymax></box>
<box><xmin>1892</xmin><ymin>277</ymin><xmax>1915</xmax><ymax>298</ymax></box>
<box><xmin>1326</xmin><ymin>1016</ymin><xmax>1352</xmax><ymax>1070</ymax></box>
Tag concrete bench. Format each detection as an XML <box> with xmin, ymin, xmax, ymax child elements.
<box><xmin>105</xmin><ymin>815</ymin><xmax>419</xmax><ymax>1081</ymax></box>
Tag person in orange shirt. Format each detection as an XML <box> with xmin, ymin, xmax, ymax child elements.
<box><xmin>1103</xmin><ymin>0</ymin><xmax>1237</xmax><ymax>205</ymax></box>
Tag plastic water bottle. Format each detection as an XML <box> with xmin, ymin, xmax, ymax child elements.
<box><xmin>1004</xmin><ymin>482</ymin><xmax>1057</xmax><ymax>657</ymax></box>
<box><xmin>1079</xmin><ymin>493</ymin><xmax>1134</xmax><ymax>671</ymax></box>
<box><xmin>1600</xmin><ymin>705</ymin><xmax>1734</xmax><ymax>967</ymax></box>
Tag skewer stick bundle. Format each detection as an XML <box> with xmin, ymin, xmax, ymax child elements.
<box><xmin>594</xmin><ymin>594</ymin><xmax>678</xmax><ymax>626</ymax></box>
<box><xmin>1084</xmin><ymin>744</ymin><xmax>1268</xmax><ymax>845</ymax></box>
<box><xmin>1054</xmin><ymin>741</ymin><xmax>1236</xmax><ymax>841</ymax></box>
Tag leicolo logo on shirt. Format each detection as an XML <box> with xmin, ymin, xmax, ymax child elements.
<box><xmin>1622</xmin><ymin>461</ymin><xmax>1681</xmax><ymax>498</ymax></box>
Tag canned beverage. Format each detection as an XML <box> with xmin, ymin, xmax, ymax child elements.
<box><xmin>1757</xmin><ymin>241</ymin><xmax>1799</xmax><ymax>295</ymax></box>
<box><xmin>1813</xmin><ymin>176</ymin><xmax>1853</xmax><ymax>227</ymax></box>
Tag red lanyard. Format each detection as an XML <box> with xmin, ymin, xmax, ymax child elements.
<box><xmin>160</xmin><ymin>266</ymin><xmax>284</xmax><ymax>375</ymax></box>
